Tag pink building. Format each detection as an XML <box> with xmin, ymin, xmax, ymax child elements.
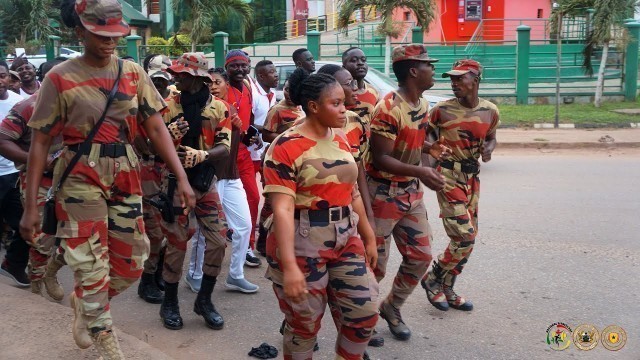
<box><xmin>394</xmin><ymin>0</ymin><xmax>553</xmax><ymax>44</ymax></box>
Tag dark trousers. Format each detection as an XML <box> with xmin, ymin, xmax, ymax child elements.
<box><xmin>0</xmin><ymin>172</ymin><xmax>28</xmax><ymax>269</ymax></box>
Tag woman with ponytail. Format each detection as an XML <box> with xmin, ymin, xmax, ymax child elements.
<box><xmin>262</xmin><ymin>67</ymin><xmax>378</xmax><ymax>360</ymax></box>
<box><xmin>19</xmin><ymin>0</ymin><xmax>195</xmax><ymax>358</ymax></box>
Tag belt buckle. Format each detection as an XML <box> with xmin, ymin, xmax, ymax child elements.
<box><xmin>329</xmin><ymin>207</ymin><xmax>342</xmax><ymax>223</ymax></box>
<box><xmin>102</xmin><ymin>144</ymin><xmax>113</xmax><ymax>157</ymax></box>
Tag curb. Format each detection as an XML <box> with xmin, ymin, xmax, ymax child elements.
<box><xmin>498</xmin><ymin>142</ymin><xmax>640</xmax><ymax>149</ymax></box>
<box><xmin>498</xmin><ymin>123</ymin><xmax>640</xmax><ymax>129</ymax></box>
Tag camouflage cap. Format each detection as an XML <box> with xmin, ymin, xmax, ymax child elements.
<box><xmin>167</xmin><ymin>53</ymin><xmax>212</xmax><ymax>82</ymax></box>
<box><xmin>148</xmin><ymin>54</ymin><xmax>172</xmax><ymax>72</ymax></box>
<box><xmin>75</xmin><ymin>0</ymin><xmax>130</xmax><ymax>37</ymax></box>
<box><xmin>149</xmin><ymin>69</ymin><xmax>171</xmax><ymax>81</ymax></box>
<box><xmin>391</xmin><ymin>44</ymin><xmax>439</xmax><ymax>64</ymax></box>
<box><xmin>442</xmin><ymin>59</ymin><xmax>483</xmax><ymax>79</ymax></box>
<box><xmin>8</xmin><ymin>70</ymin><xmax>20</xmax><ymax>80</ymax></box>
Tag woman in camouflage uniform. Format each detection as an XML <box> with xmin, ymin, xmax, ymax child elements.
<box><xmin>263</xmin><ymin>68</ymin><xmax>378</xmax><ymax>360</ymax></box>
<box><xmin>19</xmin><ymin>0</ymin><xmax>195</xmax><ymax>358</ymax></box>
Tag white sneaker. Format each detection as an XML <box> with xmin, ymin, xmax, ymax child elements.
<box><xmin>225</xmin><ymin>276</ymin><xmax>259</xmax><ymax>293</ymax></box>
<box><xmin>185</xmin><ymin>273</ymin><xmax>202</xmax><ymax>293</ymax></box>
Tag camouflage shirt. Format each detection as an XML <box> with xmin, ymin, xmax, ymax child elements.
<box><xmin>429</xmin><ymin>98</ymin><xmax>500</xmax><ymax>162</ymax></box>
<box><xmin>0</xmin><ymin>93</ymin><xmax>64</xmax><ymax>171</ymax></box>
<box><xmin>263</xmin><ymin>99</ymin><xmax>305</xmax><ymax>135</ymax></box>
<box><xmin>28</xmin><ymin>56</ymin><xmax>166</xmax><ymax>145</ymax></box>
<box><xmin>366</xmin><ymin>90</ymin><xmax>429</xmax><ymax>182</ymax></box>
<box><xmin>163</xmin><ymin>92</ymin><xmax>232</xmax><ymax>152</ymax></box>
<box><xmin>347</xmin><ymin>82</ymin><xmax>379</xmax><ymax>125</ymax></box>
<box><xmin>264</xmin><ymin>127</ymin><xmax>358</xmax><ymax>210</ymax></box>
<box><xmin>343</xmin><ymin>110</ymin><xmax>368</xmax><ymax>163</ymax></box>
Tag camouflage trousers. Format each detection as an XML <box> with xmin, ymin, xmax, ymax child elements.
<box><xmin>432</xmin><ymin>166</ymin><xmax>480</xmax><ymax>276</ymax></box>
<box><xmin>266</xmin><ymin>208</ymin><xmax>379</xmax><ymax>360</ymax></box>
<box><xmin>18</xmin><ymin>172</ymin><xmax>64</xmax><ymax>281</ymax></box>
<box><xmin>367</xmin><ymin>177</ymin><xmax>433</xmax><ymax>309</ymax></box>
<box><xmin>54</xmin><ymin>144</ymin><xmax>148</xmax><ymax>331</ymax></box>
<box><xmin>139</xmin><ymin>158</ymin><xmax>166</xmax><ymax>275</ymax></box>
<box><xmin>161</xmin><ymin>173</ymin><xmax>227</xmax><ymax>284</ymax></box>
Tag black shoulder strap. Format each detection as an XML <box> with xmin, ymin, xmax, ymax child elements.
<box><xmin>51</xmin><ymin>59</ymin><xmax>123</xmax><ymax>194</ymax></box>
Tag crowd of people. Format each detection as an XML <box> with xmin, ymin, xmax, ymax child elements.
<box><xmin>0</xmin><ymin>0</ymin><xmax>500</xmax><ymax>359</ymax></box>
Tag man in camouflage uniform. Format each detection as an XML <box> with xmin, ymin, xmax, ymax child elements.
<box><xmin>136</xmin><ymin>57</ymin><xmax>177</xmax><ymax>304</ymax></box>
<box><xmin>421</xmin><ymin>59</ymin><xmax>499</xmax><ymax>312</ymax></box>
<box><xmin>159</xmin><ymin>53</ymin><xmax>232</xmax><ymax>331</ymax></box>
<box><xmin>342</xmin><ymin>46</ymin><xmax>379</xmax><ymax>125</ymax></box>
<box><xmin>366</xmin><ymin>44</ymin><xmax>447</xmax><ymax>341</ymax></box>
<box><xmin>0</xmin><ymin>59</ymin><xmax>67</xmax><ymax>300</ymax></box>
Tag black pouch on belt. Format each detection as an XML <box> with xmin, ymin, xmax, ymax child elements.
<box><xmin>187</xmin><ymin>163</ymin><xmax>216</xmax><ymax>193</ymax></box>
<box><xmin>41</xmin><ymin>197</ymin><xmax>58</xmax><ymax>235</ymax></box>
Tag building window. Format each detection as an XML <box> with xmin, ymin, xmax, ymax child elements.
<box><xmin>537</xmin><ymin>9</ymin><xmax>543</xmax><ymax>18</ymax></box>
<box><xmin>404</xmin><ymin>11</ymin><xmax>411</xmax><ymax>21</ymax></box>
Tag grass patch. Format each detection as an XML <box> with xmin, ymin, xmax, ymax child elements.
<box><xmin>499</xmin><ymin>99</ymin><xmax>640</xmax><ymax>126</ymax></box>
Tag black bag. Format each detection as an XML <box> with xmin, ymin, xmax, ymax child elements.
<box><xmin>41</xmin><ymin>197</ymin><xmax>58</xmax><ymax>235</ymax></box>
<box><xmin>187</xmin><ymin>163</ymin><xmax>216</xmax><ymax>193</ymax></box>
<box><xmin>41</xmin><ymin>60</ymin><xmax>123</xmax><ymax>235</ymax></box>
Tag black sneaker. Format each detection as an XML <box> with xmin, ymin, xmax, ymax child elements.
<box><xmin>245</xmin><ymin>252</ymin><xmax>262</xmax><ymax>267</ymax></box>
<box><xmin>0</xmin><ymin>260</ymin><xmax>30</xmax><ymax>288</ymax></box>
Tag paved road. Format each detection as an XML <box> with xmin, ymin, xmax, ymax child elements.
<box><xmin>5</xmin><ymin>148</ymin><xmax>640</xmax><ymax>359</ymax></box>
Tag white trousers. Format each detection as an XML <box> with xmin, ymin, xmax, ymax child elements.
<box><xmin>189</xmin><ymin>178</ymin><xmax>251</xmax><ymax>280</ymax></box>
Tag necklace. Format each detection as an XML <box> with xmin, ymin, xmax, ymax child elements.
<box><xmin>230</xmin><ymin>84</ymin><xmax>244</xmax><ymax>112</ymax></box>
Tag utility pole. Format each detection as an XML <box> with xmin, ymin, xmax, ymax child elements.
<box><xmin>554</xmin><ymin>2</ymin><xmax>562</xmax><ymax>128</ymax></box>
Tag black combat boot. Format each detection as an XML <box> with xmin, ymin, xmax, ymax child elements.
<box><xmin>154</xmin><ymin>247</ymin><xmax>166</xmax><ymax>291</ymax></box>
<box><xmin>194</xmin><ymin>275</ymin><xmax>224</xmax><ymax>330</ymax></box>
<box><xmin>138</xmin><ymin>272</ymin><xmax>164</xmax><ymax>304</ymax></box>
<box><xmin>159</xmin><ymin>281</ymin><xmax>183</xmax><ymax>330</ymax></box>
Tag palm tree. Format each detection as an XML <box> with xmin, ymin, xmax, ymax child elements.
<box><xmin>337</xmin><ymin>0</ymin><xmax>437</xmax><ymax>75</ymax></box>
<box><xmin>551</xmin><ymin>0</ymin><xmax>639</xmax><ymax>107</ymax></box>
<box><xmin>173</xmin><ymin>0</ymin><xmax>253</xmax><ymax>52</ymax></box>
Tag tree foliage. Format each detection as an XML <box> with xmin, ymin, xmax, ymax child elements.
<box><xmin>173</xmin><ymin>0</ymin><xmax>253</xmax><ymax>50</ymax></box>
<box><xmin>0</xmin><ymin>0</ymin><xmax>57</xmax><ymax>44</ymax></box>
<box><xmin>550</xmin><ymin>0</ymin><xmax>639</xmax><ymax>75</ymax></box>
<box><xmin>337</xmin><ymin>0</ymin><xmax>436</xmax><ymax>37</ymax></box>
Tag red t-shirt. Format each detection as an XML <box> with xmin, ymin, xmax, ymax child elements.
<box><xmin>225</xmin><ymin>83</ymin><xmax>252</xmax><ymax>132</ymax></box>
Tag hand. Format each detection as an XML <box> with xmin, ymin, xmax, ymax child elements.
<box><xmin>429</xmin><ymin>136</ymin><xmax>452</xmax><ymax>161</ymax></box>
<box><xmin>283</xmin><ymin>265</ymin><xmax>308</xmax><ymax>303</ymax></box>
<box><xmin>363</xmin><ymin>232</ymin><xmax>378</xmax><ymax>270</ymax></box>
<box><xmin>418</xmin><ymin>167</ymin><xmax>445</xmax><ymax>191</ymax></box>
<box><xmin>230</xmin><ymin>114</ymin><xmax>243</xmax><ymax>129</ymax></box>
<box><xmin>19</xmin><ymin>207</ymin><xmax>40</xmax><ymax>242</ymax></box>
<box><xmin>168</xmin><ymin>117</ymin><xmax>189</xmax><ymax>141</ymax></box>
<box><xmin>45</xmin><ymin>155</ymin><xmax>57</xmax><ymax>172</ymax></box>
<box><xmin>176</xmin><ymin>178</ymin><xmax>196</xmax><ymax>213</ymax></box>
<box><xmin>177</xmin><ymin>145</ymin><xmax>208</xmax><ymax>168</ymax></box>
<box><xmin>480</xmin><ymin>144</ymin><xmax>492</xmax><ymax>162</ymax></box>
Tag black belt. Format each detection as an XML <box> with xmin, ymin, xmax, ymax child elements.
<box><xmin>294</xmin><ymin>206</ymin><xmax>351</xmax><ymax>223</ymax></box>
<box><xmin>68</xmin><ymin>143</ymin><xmax>128</xmax><ymax>158</ymax></box>
<box><xmin>439</xmin><ymin>159</ymin><xmax>479</xmax><ymax>174</ymax></box>
<box><xmin>370</xmin><ymin>177</ymin><xmax>418</xmax><ymax>189</ymax></box>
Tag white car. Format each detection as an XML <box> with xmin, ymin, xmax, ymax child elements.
<box><xmin>270</xmin><ymin>61</ymin><xmax>451</xmax><ymax>107</ymax></box>
<box><xmin>6</xmin><ymin>47</ymin><xmax>81</xmax><ymax>69</ymax></box>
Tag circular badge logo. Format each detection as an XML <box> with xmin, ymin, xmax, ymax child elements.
<box><xmin>573</xmin><ymin>324</ymin><xmax>599</xmax><ymax>351</ymax></box>
<box><xmin>546</xmin><ymin>322</ymin><xmax>572</xmax><ymax>351</ymax></box>
<box><xmin>601</xmin><ymin>325</ymin><xmax>627</xmax><ymax>351</ymax></box>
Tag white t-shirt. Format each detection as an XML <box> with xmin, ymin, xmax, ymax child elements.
<box><xmin>249</xmin><ymin>76</ymin><xmax>276</xmax><ymax>161</ymax></box>
<box><xmin>0</xmin><ymin>90</ymin><xmax>25</xmax><ymax>176</ymax></box>
<box><xmin>19</xmin><ymin>81</ymin><xmax>40</xmax><ymax>98</ymax></box>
